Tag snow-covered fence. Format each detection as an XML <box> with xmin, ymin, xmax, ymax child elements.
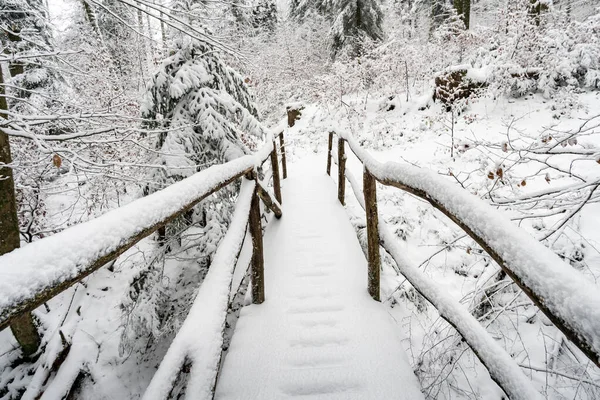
<box><xmin>0</xmin><ymin>132</ymin><xmax>287</xmax><ymax>362</ymax></box>
<box><xmin>326</xmin><ymin>129</ymin><xmax>600</xmax><ymax>399</ymax></box>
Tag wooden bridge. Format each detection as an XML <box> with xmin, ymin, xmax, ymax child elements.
<box><xmin>1</xmin><ymin>119</ymin><xmax>600</xmax><ymax>399</ymax></box>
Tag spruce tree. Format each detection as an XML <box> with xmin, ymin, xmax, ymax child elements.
<box><xmin>290</xmin><ymin>0</ymin><xmax>384</xmax><ymax>56</ymax></box>
<box><xmin>0</xmin><ymin>0</ymin><xmax>62</xmax><ymax>106</ymax></box>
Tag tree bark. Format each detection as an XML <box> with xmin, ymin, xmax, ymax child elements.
<box><xmin>1</xmin><ymin>67</ymin><xmax>41</xmax><ymax>355</ymax></box>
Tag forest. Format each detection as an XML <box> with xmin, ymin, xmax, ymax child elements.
<box><xmin>0</xmin><ymin>0</ymin><xmax>599</xmax><ymax>398</ymax></box>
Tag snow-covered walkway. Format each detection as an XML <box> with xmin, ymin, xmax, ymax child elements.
<box><xmin>215</xmin><ymin>156</ymin><xmax>424</xmax><ymax>400</ymax></box>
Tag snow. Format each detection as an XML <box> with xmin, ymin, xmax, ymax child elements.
<box><xmin>0</xmin><ymin>154</ymin><xmax>265</xmax><ymax>325</ymax></box>
<box><xmin>142</xmin><ymin>179</ymin><xmax>255</xmax><ymax>400</ymax></box>
<box><xmin>215</xmin><ymin>156</ymin><xmax>424</xmax><ymax>400</ymax></box>
<box><xmin>336</xmin><ymin>155</ymin><xmax>543</xmax><ymax>400</ymax></box>
<box><xmin>333</xmin><ymin>127</ymin><xmax>600</xmax><ymax>367</ymax></box>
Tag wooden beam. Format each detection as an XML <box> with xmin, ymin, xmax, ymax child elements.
<box><xmin>363</xmin><ymin>169</ymin><xmax>380</xmax><ymax>301</ymax></box>
<box><xmin>376</xmin><ymin>175</ymin><xmax>600</xmax><ymax>369</ymax></box>
<box><xmin>270</xmin><ymin>146</ymin><xmax>282</xmax><ymax>204</ymax></box>
<box><xmin>256</xmin><ymin>180</ymin><xmax>282</xmax><ymax>219</ymax></box>
<box><xmin>248</xmin><ymin>183</ymin><xmax>265</xmax><ymax>304</ymax></box>
<box><xmin>0</xmin><ymin>168</ymin><xmax>253</xmax><ymax>332</ymax></box>
<box><xmin>326</xmin><ymin>131</ymin><xmax>333</xmax><ymax>176</ymax></box>
<box><xmin>337</xmin><ymin>138</ymin><xmax>346</xmax><ymax>205</ymax></box>
<box><xmin>279</xmin><ymin>132</ymin><xmax>287</xmax><ymax>179</ymax></box>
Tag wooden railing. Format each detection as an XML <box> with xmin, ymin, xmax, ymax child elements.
<box><xmin>326</xmin><ymin>129</ymin><xmax>600</xmax><ymax>400</ymax></box>
<box><xmin>0</xmin><ymin>131</ymin><xmax>287</xmax><ymax>357</ymax></box>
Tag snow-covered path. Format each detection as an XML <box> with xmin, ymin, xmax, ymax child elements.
<box><xmin>215</xmin><ymin>156</ymin><xmax>424</xmax><ymax>400</ymax></box>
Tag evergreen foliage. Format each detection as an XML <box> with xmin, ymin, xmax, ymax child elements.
<box><xmin>0</xmin><ymin>0</ymin><xmax>62</xmax><ymax>105</ymax></box>
<box><xmin>290</xmin><ymin>0</ymin><xmax>384</xmax><ymax>55</ymax></box>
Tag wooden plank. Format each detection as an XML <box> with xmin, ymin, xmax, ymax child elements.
<box><xmin>337</xmin><ymin>138</ymin><xmax>346</xmax><ymax>205</ymax></box>
<box><xmin>363</xmin><ymin>169</ymin><xmax>380</xmax><ymax>301</ymax></box>
<box><xmin>327</xmin><ymin>131</ymin><xmax>333</xmax><ymax>176</ymax></box>
<box><xmin>248</xmin><ymin>184</ymin><xmax>265</xmax><ymax>304</ymax></box>
<box><xmin>279</xmin><ymin>132</ymin><xmax>287</xmax><ymax>179</ymax></box>
<box><xmin>270</xmin><ymin>146</ymin><xmax>282</xmax><ymax>204</ymax></box>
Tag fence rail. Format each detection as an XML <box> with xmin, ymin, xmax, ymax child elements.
<box><xmin>0</xmin><ymin>131</ymin><xmax>287</xmax><ymax>359</ymax></box>
<box><xmin>326</xmin><ymin>129</ymin><xmax>600</xmax><ymax>399</ymax></box>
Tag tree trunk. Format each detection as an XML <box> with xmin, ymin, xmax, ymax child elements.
<box><xmin>0</xmin><ymin>67</ymin><xmax>41</xmax><ymax>356</ymax></box>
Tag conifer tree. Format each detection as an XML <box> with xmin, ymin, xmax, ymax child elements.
<box><xmin>290</xmin><ymin>0</ymin><xmax>383</xmax><ymax>56</ymax></box>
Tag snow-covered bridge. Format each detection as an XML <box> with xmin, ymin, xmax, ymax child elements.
<box><xmin>1</xmin><ymin>128</ymin><xmax>599</xmax><ymax>400</ymax></box>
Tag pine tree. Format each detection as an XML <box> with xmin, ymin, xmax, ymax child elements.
<box><xmin>251</xmin><ymin>0</ymin><xmax>278</xmax><ymax>33</ymax></box>
<box><xmin>142</xmin><ymin>37</ymin><xmax>265</xmax><ymax>187</ymax></box>
<box><xmin>0</xmin><ymin>0</ymin><xmax>63</xmax><ymax>107</ymax></box>
<box><xmin>290</xmin><ymin>0</ymin><xmax>384</xmax><ymax>56</ymax></box>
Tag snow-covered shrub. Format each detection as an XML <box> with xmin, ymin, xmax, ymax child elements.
<box><xmin>473</xmin><ymin>5</ymin><xmax>600</xmax><ymax>99</ymax></box>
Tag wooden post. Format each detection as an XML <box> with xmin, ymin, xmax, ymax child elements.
<box><xmin>326</xmin><ymin>132</ymin><xmax>333</xmax><ymax>176</ymax></box>
<box><xmin>248</xmin><ymin>183</ymin><xmax>265</xmax><ymax>304</ymax></box>
<box><xmin>287</xmin><ymin>106</ymin><xmax>301</xmax><ymax>127</ymax></box>
<box><xmin>270</xmin><ymin>144</ymin><xmax>282</xmax><ymax>204</ymax></box>
<box><xmin>363</xmin><ymin>168</ymin><xmax>381</xmax><ymax>301</ymax></box>
<box><xmin>1</xmin><ymin>68</ymin><xmax>40</xmax><ymax>355</ymax></box>
<box><xmin>337</xmin><ymin>138</ymin><xmax>346</xmax><ymax>205</ymax></box>
<box><xmin>279</xmin><ymin>132</ymin><xmax>287</xmax><ymax>179</ymax></box>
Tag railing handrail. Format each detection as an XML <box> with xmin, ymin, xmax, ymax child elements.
<box><xmin>326</xmin><ymin>129</ymin><xmax>600</xmax><ymax>399</ymax></box>
<box><xmin>0</xmin><ymin>132</ymin><xmax>286</xmax><ymax>334</ymax></box>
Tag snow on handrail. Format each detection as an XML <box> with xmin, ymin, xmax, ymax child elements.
<box><xmin>331</xmin><ymin>128</ymin><xmax>600</xmax><ymax>369</ymax></box>
<box><xmin>142</xmin><ymin>179</ymin><xmax>256</xmax><ymax>400</ymax></box>
<box><xmin>335</xmin><ymin>154</ymin><xmax>542</xmax><ymax>400</ymax></box>
<box><xmin>0</xmin><ymin>142</ymin><xmax>276</xmax><ymax>332</ymax></box>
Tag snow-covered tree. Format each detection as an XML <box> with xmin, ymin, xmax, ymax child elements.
<box><xmin>142</xmin><ymin>38</ymin><xmax>264</xmax><ymax>188</ymax></box>
<box><xmin>251</xmin><ymin>0</ymin><xmax>278</xmax><ymax>33</ymax></box>
<box><xmin>290</xmin><ymin>0</ymin><xmax>384</xmax><ymax>56</ymax></box>
<box><xmin>0</xmin><ymin>0</ymin><xmax>63</xmax><ymax>108</ymax></box>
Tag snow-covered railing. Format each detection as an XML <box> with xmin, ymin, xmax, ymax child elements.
<box><xmin>0</xmin><ymin>131</ymin><xmax>287</xmax><ymax>364</ymax></box>
<box><xmin>325</xmin><ymin>130</ymin><xmax>600</xmax><ymax>400</ymax></box>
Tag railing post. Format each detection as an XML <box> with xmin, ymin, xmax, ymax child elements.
<box><xmin>248</xmin><ymin>179</ymin><xmax>265</xmax><ymax>304</ymax></box>
<box><xmin>363</xmin><ymin>168</ymin><xmax>381</xmax><ymax>301</ymax></box>
<box><xmin>270</xmin><ymin>143</ymin><xmax>282</xmax><ymax>204</ymax></box>
<box><xmin>279</xmin><ymin>132</ymin><xmax>287</xmax><ymax>179</ymax></box>
<box><xmin>337</xmin><ymin>138</ymin><xmax>346</xmax><ymax>205</ymax></box>
<box><xmin>326</xmin><ymin>131</ymin><xmax>333</xmax><ymax>176</ymax></box>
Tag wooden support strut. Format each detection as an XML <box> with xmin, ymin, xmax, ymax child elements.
<box><xmin>256</xmin><ymin>180</ymin><xmax>282</xmax><ymax>219</ymax></box>
<box><xmin>363</xmin><ymin>168</ymin><xmax>381</xmax><ymax>301</ymax></box>
<box><xmin>279</xmin><ymin>132</ymin><xmax>287</xmax><ymax>179</ymax></box>
<box><xmin>337</xmin><ymin>138</ymin><xmax>346</xmax><ymax>205</ymax></box>
<box><xmin>270</xmin><ymin>143</ymin><xmax>282</xmax><ymax>204</ymax></box>
<box><xmin>248</xmin><ymin>180</ymin><xmax>265</xmax><ymax>304</ymax></box>
<box><xmin>326</xmin><ymin>131</ymin><xmax>333</xmax><ymax>176</ymax></box>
